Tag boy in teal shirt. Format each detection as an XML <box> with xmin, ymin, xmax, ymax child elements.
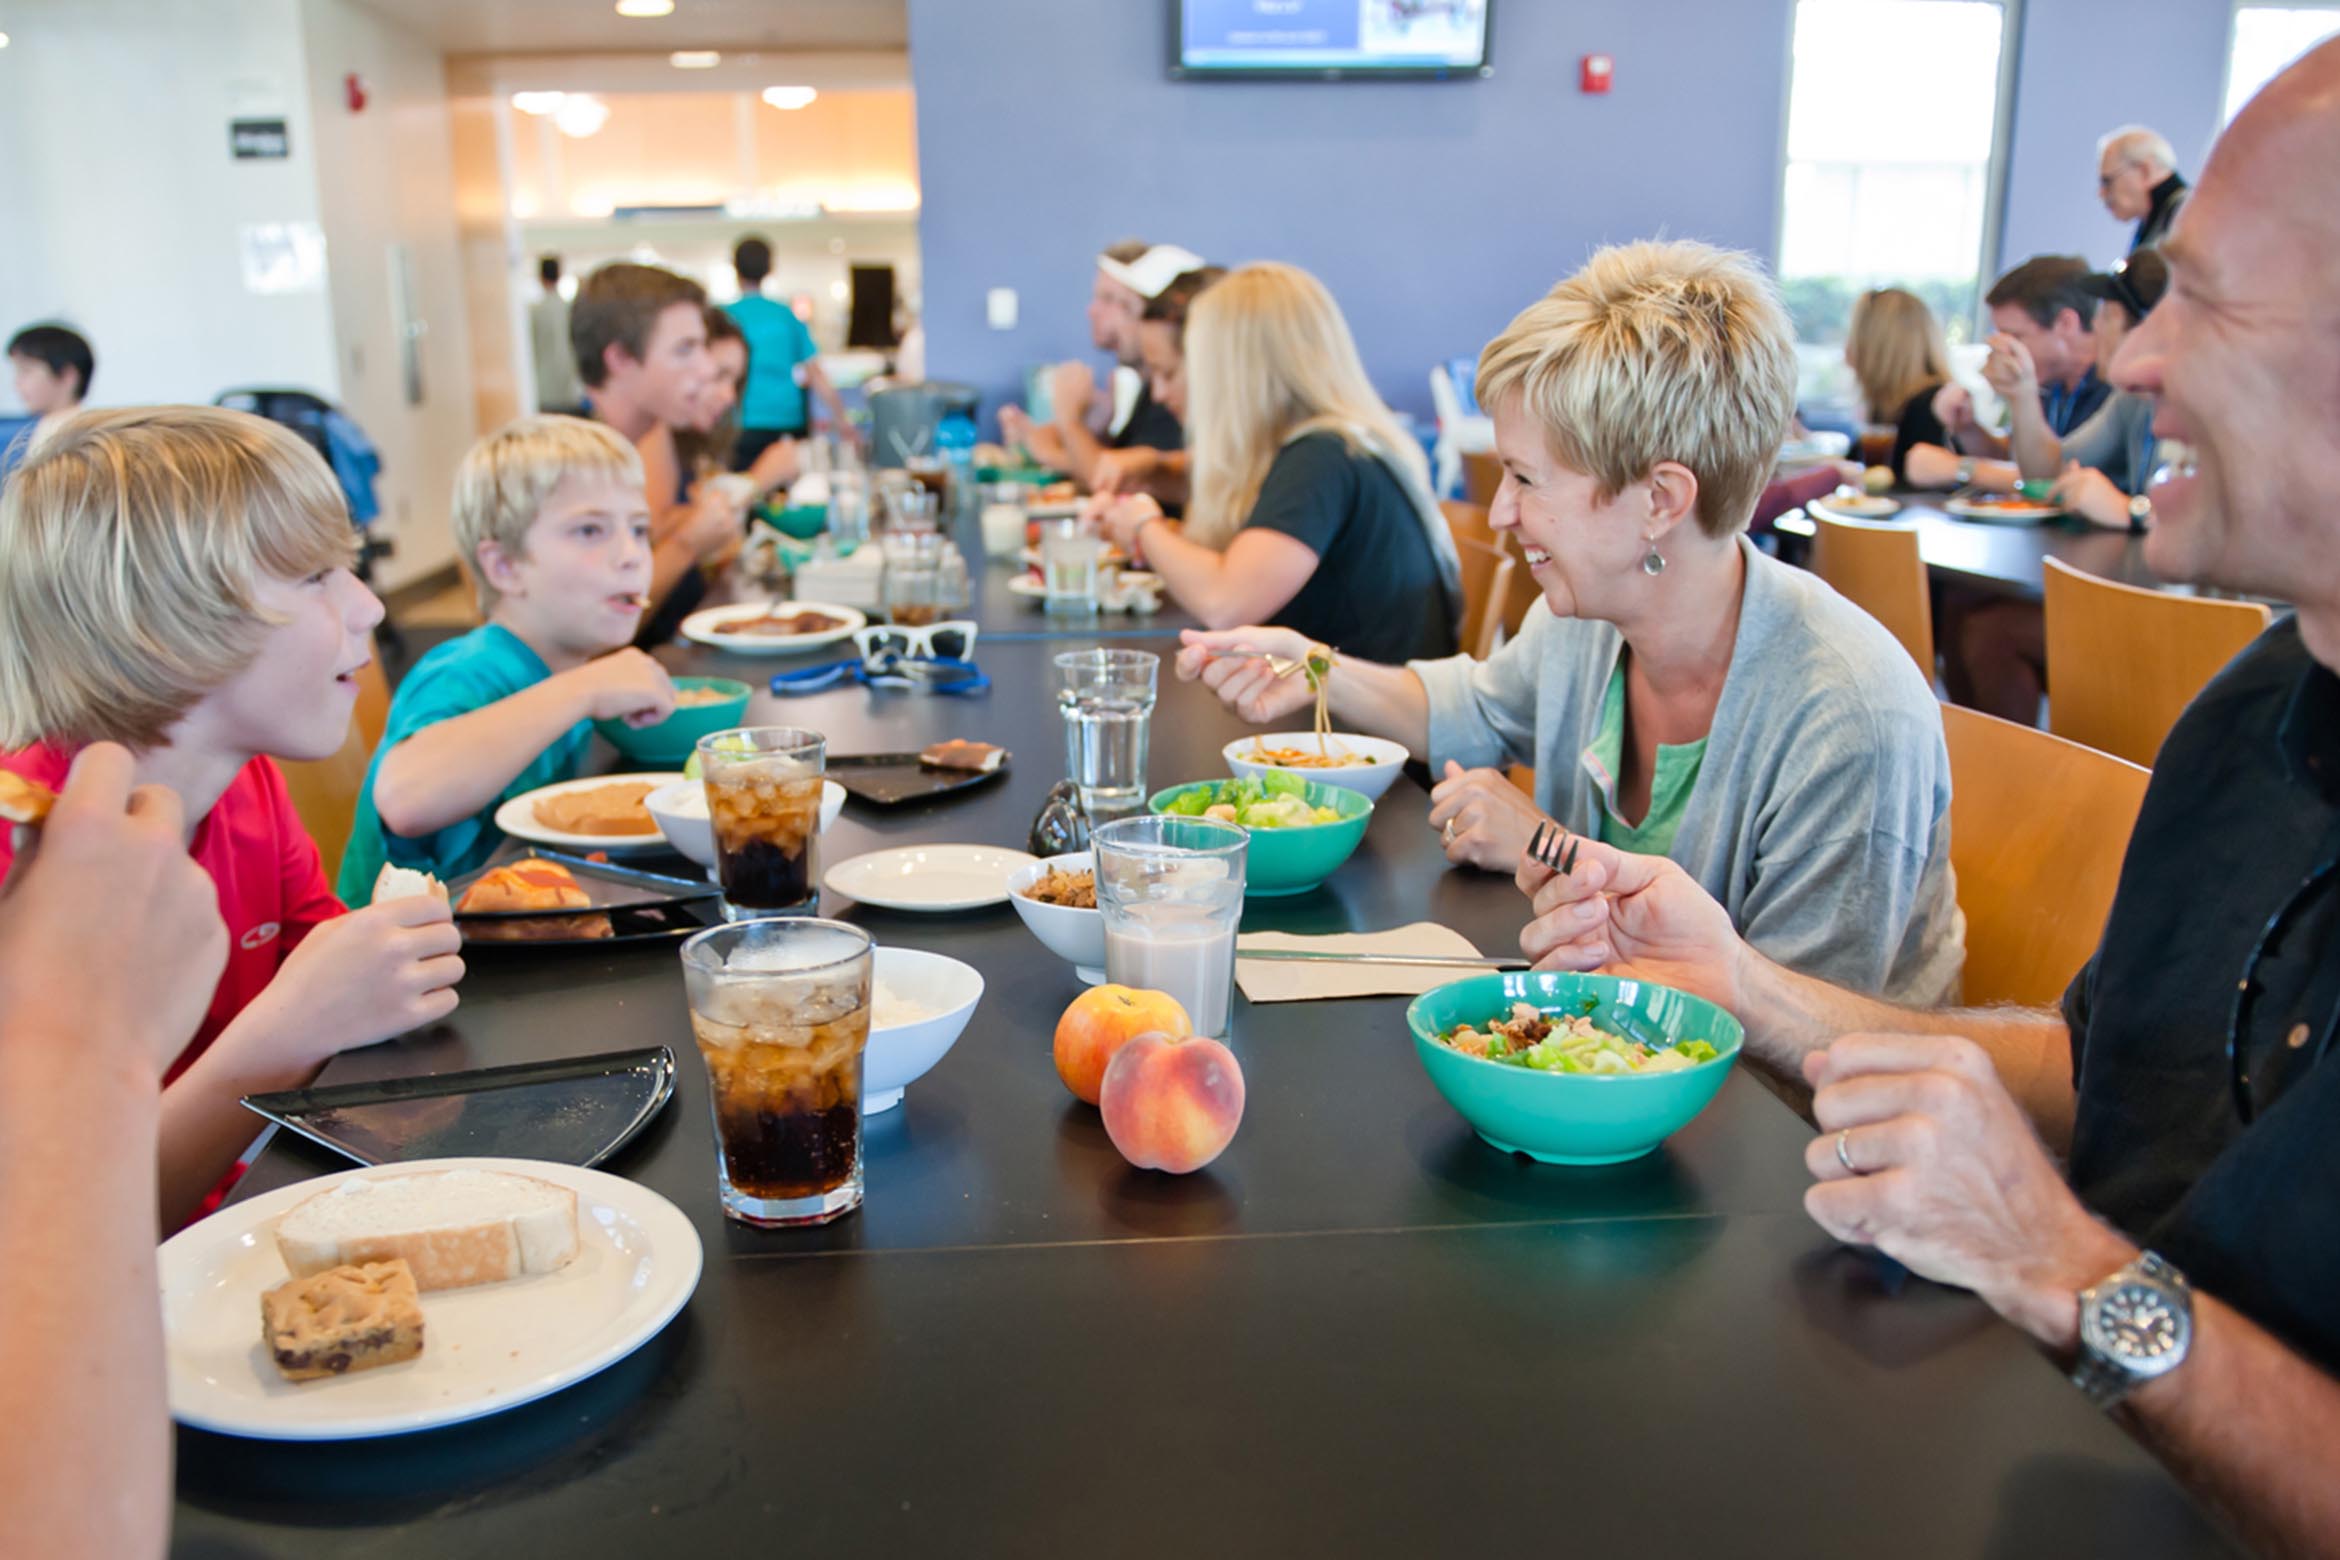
<box><xmin>339</xmin><ymin>416</ymin><xmax>677</xmax><ymax>899</ymax></box>
<box><xmin>725</xmin><ymin>236</ymin><xmax>852</xmax><ymax>467</ymax></box>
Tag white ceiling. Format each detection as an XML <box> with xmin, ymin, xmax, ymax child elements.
<box><xmin>358</xmin><ymin>0</ymin><xmax>908</xmax><ymax>56</ymax></box>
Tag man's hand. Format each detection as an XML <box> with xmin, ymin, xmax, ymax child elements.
<box><xmin>680</xmin><ymin>484</ymin><xmax>745</xmax><ymax>561</ymax></box>
<box><xmin>1175</xmin><ymin>627</ymin><xmax>1322</xmax><ymax>725</ymax></box>
<box><xmin>1427</xmin><ymin>761</ymin><xmax>1548</xmax><ymax>871</ymax></box>
<box><xmin>1981</xmin><ymin>332</ymin><xmax>2040</xmax><ymax>410</ymax></box>
<box><xmin>1090</xmin><ymin>446</ymin><xmax>1162</xmax><ymax>498</ymax></box>
<box><xmin>0</xmin><ymin>745</ymin><xmax>226</xmax><ymax>1077</ymax></box>
<box><xmin>1048</xmin><ymin>361</ymin><xmax>1097</xmax><ymax>428</ymax></box>
<box><xmin>998</xmin><ymin>405</ymin><xmax>1038</xmax><ymax>455</ymax></box>
<box><xmin>234</xmin><ymin>895</ymin><xmax>464</xmax><ymax>1072</ymax></box>
<box><xmin>2048</xmin><ymin>461</ymin><xmax>2135</xmax><ymax>530</ymax></box>
<box><xmin>1516</xmin><ymin>833</ymin><xmax>1746</xmax><ymax>1012</ymax></box>
<box><xmin>1801</xmin><ymin>1034</ymin><xmax>2135</xmax><ymax>1348</ymax></box>
<box><xmin>562</xmin><ymin>648</ymin><xmax>677</xmax><ymax>728</ymax></box>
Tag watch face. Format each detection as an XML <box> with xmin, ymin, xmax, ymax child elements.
<box><xmin>2085</xmin><ymin>1281</ymin><xmax>2189</xmax><ymax>1373</ymax></box>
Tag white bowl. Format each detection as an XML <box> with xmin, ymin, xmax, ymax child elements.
<box><xmin>646</xmin><ymin>779</ymin><xmax>846</xmax><ymax>870</ymax></box>
<box><xmin>866</xmin><ymin>947</ymin><xmax>982</xmax><ymax>1114</ymax></box>
<box><xmin>1223</xmin><ymin>733</ymin><xmax>1409</xmax><ymax>802</ymax></box>
<box><xmin>1005</xmin><ymin>851</ymin><xmax>1105</xmax><ymax>986</ymax></box>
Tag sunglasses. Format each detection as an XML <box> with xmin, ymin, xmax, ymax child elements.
<box><xmin>2102</xmin><ymin>257</ymin><xmax>2155</xmax><ymax>325</ymax></box>
<box><xmin>854</xmin><ymin>620</ymin><xmax>978</xmax><ymax>668</ymax></box>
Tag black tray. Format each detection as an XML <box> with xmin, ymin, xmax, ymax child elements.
<box><xmin>447</xmin><ymin>848</ymin><xmax>720</xmax><ymax>946</ymax></box>
<box><xmin>828</xmin><ymin>751</ymin><xmax>1011</xmax><ymax>806</ymax></box>
<box><xmin>242</xmin><ymin>1047</ymin><xmax>678</xmax><ymax>1168</ymax></box>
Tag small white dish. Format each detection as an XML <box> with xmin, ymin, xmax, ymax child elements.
<box><xmin>1223</xmin><ymin>733</ymin><xmax>1409</xmax><ymax>802</ymax></box>
<box><xmin>645</xmin><ymin>779</ymin><xmax>845</xmax><ymax>870</ymax></box>
<box><xmin>1810</xmin><ymin>492</ymin><xmax>1902</xmax><ymax>521</ymax></box>
<box><xmin>1945</xmin><ymin>492</ymin><xmax>2064</xmax><ymax>525</ymax></box>
<box><xmin>865</xmin><ymin>947</ymin><xmax>983</xmax><ymax>1113</ymax></box>
<box><xmin>679</xmin><ymin>600</ymin><xmax>866</xmax><ymax>654</ymax></box>
<box><xmin>494</xmin><ymin>772</ymin><xmax>684</xmax><ymax>854</ymax></box>
<box><xmin>1005</xmin><ymin>851</ymin><xmax>1105</xmax><ymax>985</ymax></box>
<box><xmin>160</xmin><ymin>1157</ymin><xmax>702</xmax><ymax>1441</ymax></box>
<box><xmin>824</xmin><ymin>844</ymin><xmax>1039</xmax><ymax>912</ymax></box>
<box><xmin>1005</xmin><ymin>574</ymin><xmax>1050</xmax><ymax>601</ymax></box>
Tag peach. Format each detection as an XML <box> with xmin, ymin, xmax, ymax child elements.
<box><xmin>1099</xmin><ymin>1033</ymin><xmax>1245</xmax><ymax>1174</ymax></box>
<box><xmin>1053</xmin><ymin>985</ymin><xmax>1192</xmax><ymax>1106</ymax></box>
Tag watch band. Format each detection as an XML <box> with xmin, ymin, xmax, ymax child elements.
<box><xmin>1954</xmin><ymin>456</ymin><xmax>1977</xmax><ymax>488</ymax></box>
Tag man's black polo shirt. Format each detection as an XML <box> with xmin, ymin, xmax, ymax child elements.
<box><xmin>2062</xmin><ymin>617</ymin><xmax>2340</xmax><ymax>1370</ymax></box>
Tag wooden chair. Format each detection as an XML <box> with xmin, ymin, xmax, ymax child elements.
<box><xmin>1439</xmin><ymin>497</ymin><xmax>1496</xmax><ymax>550</ymax></box>
<box><xmin>1453</xmin><ymin>536</ymin><xmax>1516</xmax><ymax>661</ymax></box>
<box><xmin>1941</xmin><ymin>704</ymin><xmax>2150</xmax><ymax>1008</ymax></box>
<box><xmin>1461</xmin><ymin>451</ymin><xmax>1503</xmax><ymax>510</ymax></box>
<box><xmin>2041</xmin><ymin>556</ymin><xmax>2271</xmax><ymax>767</ymax></box>
<box><xmin>1809</xmin><ymin>512</ymin><xmax>1934</xmax><ymax>679</ymax></box>
<box><xmin>277</xmin><ymin>652</ymin><xmax>392</xmax><ymax>886</ymax></box>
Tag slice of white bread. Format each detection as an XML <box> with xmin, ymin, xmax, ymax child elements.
<box><xmin>371</xmin><ymin>863</ymin><xmax>447</xmax><ymax>905</ymax></box>
<box><xmin>273</xmin><ymin>1169</ymin><xmax>579</xmax><ymax>1292</ymax></box>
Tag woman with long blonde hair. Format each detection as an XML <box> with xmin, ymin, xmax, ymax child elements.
<box><xmin>1843</xmin><ymin>287</ymin><xmax>1954</xmax><ymax>482</ymax></box>
<box><xmin>1091</xmin><ymin>262</ymin><xmax>1461</xmax><ymax>661</ymax></box>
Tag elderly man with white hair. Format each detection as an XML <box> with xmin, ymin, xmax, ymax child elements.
<box><xmin>2098</xmin><ymin>124</ymin><xmax>2190</xmax><ymax>252</ymax></box>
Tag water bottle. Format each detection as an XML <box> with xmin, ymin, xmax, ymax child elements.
<box><xmin>937</xmin><ymin>410</ymin><xmax>979</xmax><ymax>526</ymax></box>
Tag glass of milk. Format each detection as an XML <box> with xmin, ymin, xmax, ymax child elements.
<box><xmin>1093</xmin><ymin>816</ymin><xmax>1248</xmax><ymax>1039</ymax></box>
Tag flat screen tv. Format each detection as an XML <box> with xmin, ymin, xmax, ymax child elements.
<box><xmin>1171</xmin><ymin>0</ymin><xmax>1493</xmax><ymax>80</ymax></box>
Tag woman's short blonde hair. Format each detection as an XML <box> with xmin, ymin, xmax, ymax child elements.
<box><xmin>452</xmin><ymin>414</ymin><xmax>644</xmax><ymax>610</ymax></box>
<box><xmin>1183</xmin><ymin>261</ymin><xmax>1433</xmax><ymax>550</ymax></box>
<box><xmin>0</xmin><ymin>406</ymin><xmax>356</xmax><ymax>751</ymax></box>
<box><xmin>1475</xmin><ymin>240</ymin><xmax>1798</xmax><ymax>539</ymax></box>
<box><xmin>1845</xmin><ymin>288</ymin><xmax>1951</xmax><ymax>426</ymax></box>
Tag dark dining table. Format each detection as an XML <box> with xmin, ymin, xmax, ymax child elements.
<box><xmin>171</xmin><ymin>580</ymin><xmax>2240</xmax><ymax>1555</ymax></box>
<box><xmin>1773</xmin><ymin>494</ymin><xmax>2166</xmax><ymax>600</ymax></box>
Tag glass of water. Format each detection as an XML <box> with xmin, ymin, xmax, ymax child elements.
<box><xmin>1094</xmin><ymin>816</ymin><xmax>1248</xmax><ymax>1039</ymax></box>
<box><xmin>1056</xmin><ymin>649</ymin><xmax>1159</xmax><ymax>814</ymax></box>
<box><xmin>1040</xmin><ymin>520</ymin><xmax>1104</xmax><ymax>612</ymax></box>
<box><xmin>828</xmin><ymin>469</ymin><xmax>870</xmax><ymax>554</ymax></box>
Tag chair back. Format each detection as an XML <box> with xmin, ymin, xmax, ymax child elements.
<box><xmin>1809</xmin><ymin>512</ymin><xmax>1934</xmax><ymax>678</ymax></box>
<box><xmin>2041</xmin><ymin>556</ymin><xmax>2272</xmax><ymax>766</ymax></box>
<box><xmin>277</xmin><ymin>652</ymin><xmax>392</xmax><ymax>887</ymax></box>
<box><xmin>1461</xmin><ymin>451</ymin><xmax>1503</xmax><ymax>510</ymax></box>
<box><xmin>1453</xmin><ymin>536</ymin><xmax>1516</xmax><ymax>661</ymax></box>
<box><xmin>1941</xmin><ymin>703</ymin><xmax>2150</xmax><ymax>1007</ymax></box>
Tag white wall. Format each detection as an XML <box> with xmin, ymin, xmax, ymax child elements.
<box><xmin>0</xmin><ymin>0</ymin><xmax>340</xmax><ymax>407</ymax></box>
<box><xmin>299</xmin><ymin>0</ymin><xmax>477</xmax><ymax>590</ymax></box>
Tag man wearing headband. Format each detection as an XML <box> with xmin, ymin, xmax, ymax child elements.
<box><xmin>1001</xmin><ymin>241</ymin><xmax>1203</xmax><ymax>488</ymax></box>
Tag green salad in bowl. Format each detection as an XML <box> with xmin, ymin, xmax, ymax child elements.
<box><xmin>1147</xmin><ymin>773</ymin><xmax>1372</xmax><ymax>896</ymax></box>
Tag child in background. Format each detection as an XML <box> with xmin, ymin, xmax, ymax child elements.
<box><xmin>0</xmin><ymin>407</ymin><xmax>464</xmax><ymax>1225</ymax></box>
<box><xmin>341</xmin><ymin>414</ymin><xmax>675</xmax><ymax>899</ymax></box>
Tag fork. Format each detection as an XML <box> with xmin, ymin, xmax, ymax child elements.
<box><xmin>1213</xmin><ymin>650</ymin><xmax>1308</xmax><ymax>679</ymax></box>
<box><xmin>1526</xmin><ymin>819</ymin><xmax>1580</xmax><ymax>876</ymax></box>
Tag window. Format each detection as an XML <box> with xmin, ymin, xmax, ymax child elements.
<box><xmin>1777</xmin><ymin>0</ymin><xmax>2013</xmax><ymax>350</ymax></box>
<box><xmin>2226</xmin><ymin>6</ymin><xmax>2340</xmax><ymax>122</ymax></box>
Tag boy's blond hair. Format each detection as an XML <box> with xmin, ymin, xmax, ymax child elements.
<box><xmin>452</xmin><ymin>414</ymin><xmax>645</xmax><ymax>611</ymax></box>
<box><xmin>0</xmin><ymin>406</ymin><xmax>355</xmax><ymax>751</ymax></box>
<box><xmin>1476</xmin><ymin>240</ymin><xmax>1798</xmax><ymax>539</ymax></box>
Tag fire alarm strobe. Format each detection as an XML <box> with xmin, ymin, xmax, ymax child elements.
<box><xmin>1580</xmin><ymin>54</ymin><xmax>1614</xmax><ymax>95</ymax></box>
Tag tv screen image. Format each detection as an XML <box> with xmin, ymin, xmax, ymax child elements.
<box><xmin>1174</xmin><ymin>0</ymin><xmax>1492</xmax><ymax>79</ymax></box>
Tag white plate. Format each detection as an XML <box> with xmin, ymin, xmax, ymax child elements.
<box><xmin>1810</xmin><ymin>493</ymin><xmax>1901</xmax><ymax>521</ymax></box>
<box><xmin>679</xmin><ymin>600</ymin><xmax>866</xmax><ymax>654</ymax></box>
<box><xmin>1006</xmin><ymin>574</ymin><xmax>1049</xmax><ymax>600</ymax></box>
<box><xmin>161</xmin><ymin>1157</ymin><xmax>702</xmax><ymax>1441</ymax></box>
<box><xmin>494</xmin><ymin>772</ymin><xmax>685</xmax><ymax>854</ymax></box>
<box><xmin>1945</xmin><ymin>494</ymin><xmax>2063</xmax><ymax>525</ymax></box>
<box><xmin>1019</xmin><ymin>545</ymin><xmax>1130</xmax><ymax>569</ymax></box>
<box><xmin>824</xmin><ymin>844</ymin><xmax>1039</xmax><ymax>912</ymax></box>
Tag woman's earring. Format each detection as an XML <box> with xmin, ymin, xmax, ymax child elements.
<box><xmin>1641</xmin><ymin>541</ymin><xmax>1667</xmax><ymax>576</ymax></box>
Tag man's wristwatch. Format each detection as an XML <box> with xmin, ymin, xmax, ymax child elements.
<box><xmin>2127</xmin><ymin>492</ymin><xmax>2152</xmax><ymax>534</ymax></box>
<box><xmin>1954</xmin><ymin>456</ymin><xmax>1978</xmax><ymax>488</ymax></box>
<box><xmin>2071</xmin><ymin>1251</ymin><xmax>2193</xmax><ymax>1410</ymax></box>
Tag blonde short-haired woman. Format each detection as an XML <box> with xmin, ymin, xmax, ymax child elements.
<box><xmin>1090</xmin><ymin>262</ymin><xmax>1462</xmax><ymax>663</ymax></box>
<box><xmin>1179</xmin><ymin>241</ymin><xmax>1965</xmax><ymax>1004</ymax></box>
<box><xmin>1843</xmin><ymin>287</ymin><xmax>1955</xmax><ymax>483</ymax></box>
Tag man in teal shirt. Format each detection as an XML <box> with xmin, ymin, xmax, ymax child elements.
<box><xmin>725</xmin><ymin>237</ymin><xmax>853</xmax><ymax>468</ymax></box>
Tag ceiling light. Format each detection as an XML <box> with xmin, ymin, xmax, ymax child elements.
<box><xmin>554</xmin><ymin>93</ymin><xmax>610</xmax><ymax>138</ymax></box>
<box><xmin>511</xmin><ymin>90</ymin><xmax>566</xmax><ymax>115</ymax></box>
<box><xmin>761</xmin><ymin>85</ymin><xmax>818</xmax><ymax>111</ymax></box>
<box><xmin>615</xmin><ymin>0</ymin><xmax>673</xmax><ymax>16</ymax></box>
<box><xmin>0</xmin><ymin>32</ymin><xmax>12</xmax><ymax>48</ymax></box>
<box><xmin>669</xmin><ymin>50</ymin><xmax>720</xmax><ymax>68</ymax></box>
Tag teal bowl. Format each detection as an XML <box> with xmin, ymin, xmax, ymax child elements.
<box><xmin>1406</xmin><ymin>972</ymin><xmax>1744</xmax><ymax>1165</ymax></box>
<box><xmin>592</xmin><ymin>677</ymin><xmax>752</xmax><ymax>766</ymax></box>
<box><xmin>1146</xmin><ymin>779</ymin><xmax>1372</xmax><ymax>896</ymax></box>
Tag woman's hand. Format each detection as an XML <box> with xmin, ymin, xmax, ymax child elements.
<box><xmin>1426</xmin><ymin>761</ymin><xmax>1548</xmax><ymax>872</ymax></box>
<box><xmin>1174</xmin><ymin>627</ymin><xmax>1323</xmax><ymax>725</ymax></box>
<box><xmin>1090</xmin><ymin>446</ymin><xmax>1161</xmax><ymax>498</ymax></box>
<box><xmin>1092</xmin><ymin>492</ymin><xmax>1164</xmax><ymax>556</ymax></box>
<box><xmin>2048</xmin><ymin>462</ymin><xmax>2134</xmax><ymax>530</ymax></box>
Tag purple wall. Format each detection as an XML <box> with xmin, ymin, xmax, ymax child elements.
<box><xmin>1994</xmin><ymin>0</ymin><xmax>2233</xmax><ymax>272</ymax></box>
<box><xmin>907</xmin><ymin>0</ymin><xmax>1796</xmax><ymax>425</ymax></box>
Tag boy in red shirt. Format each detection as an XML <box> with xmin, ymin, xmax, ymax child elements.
<box><xmin>0</xmin><ymin>407</ymin><xmax>463</xmax><ymax>1225</ymax></box>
